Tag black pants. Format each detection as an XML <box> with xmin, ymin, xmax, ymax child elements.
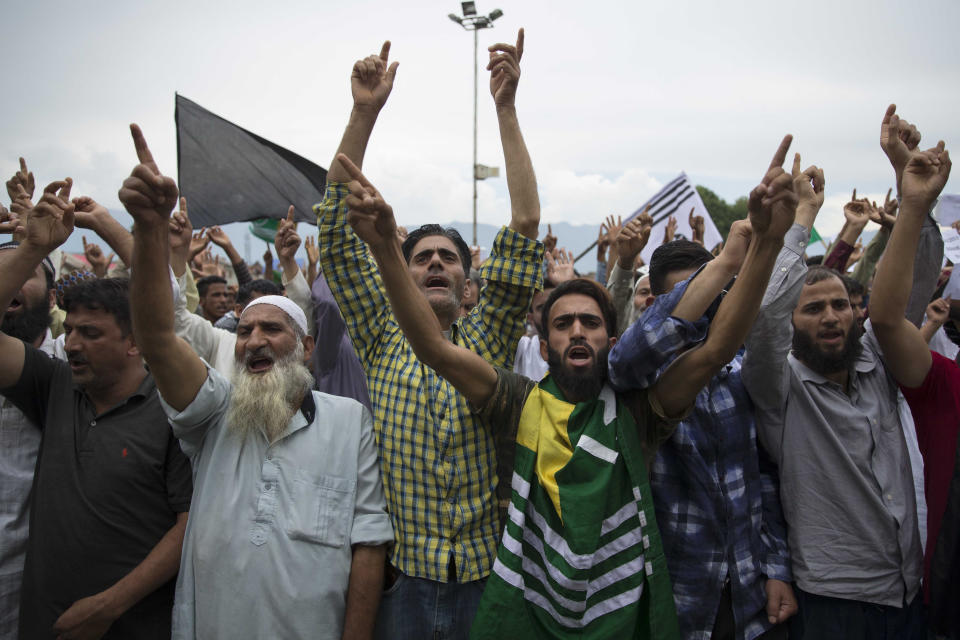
<box><xmin>788</xmin><ymin>587</ymin><xmax>926</xmax><ymax>640</ymax></box>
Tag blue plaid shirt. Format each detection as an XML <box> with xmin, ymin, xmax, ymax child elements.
<box><xmin>608</xmin><ymin>271</ymin><xmax>792</xmax><ymax>640</ymax></box>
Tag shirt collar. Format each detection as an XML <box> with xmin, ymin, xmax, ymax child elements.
<box><xmin>788</xmin><ymin>339</ymin><xmax>877</xmax><ymax>386</ymax></box>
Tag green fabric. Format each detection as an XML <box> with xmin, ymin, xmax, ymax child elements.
<box><xmin>809</xmin><ymin>225</ymin><xmax>822</xmax><ymax>243</ymax></box>
<box><xmin>471</xmin><ymin>373</ymin><xmax>680</xmax><ymax>639</ymax></box>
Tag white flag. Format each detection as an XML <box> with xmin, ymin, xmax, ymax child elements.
<box><xmin>626</xmin><ymin>173</ymin><xmax>723</xmax><ymax>265</ymax></box>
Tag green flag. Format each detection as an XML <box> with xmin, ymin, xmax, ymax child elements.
<box><xmin>470</xmin><ymin>377</ymin><xmax>679</xmax><ymax>639</ymax></box>
<box><xmin>248</xmin><ymin>218</ymin><xmax>279</xmax><ymax>243</ymax></box>
<box><xmin>810</xmin><ymin>225</ymin><xmax>822</xmax><ymax>243</ymax></box>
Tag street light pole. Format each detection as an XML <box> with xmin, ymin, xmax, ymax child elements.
<box><xmin>448</xmin><ymin>2</ymin><xmax>503</xmax><ymax>247</ymax></box>
<box><xmin>472</xmin><ymin>26</ymin><xmax>479</xmax><ymax>247</ymax></box>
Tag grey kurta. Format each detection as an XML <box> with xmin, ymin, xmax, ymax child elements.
<box><xmin>162</xmin><ymin>365</ymin><xmax>392</xmax><ymax>639</ymax></box>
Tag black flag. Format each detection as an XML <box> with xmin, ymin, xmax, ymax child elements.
<box><xmin>175</xmin><ymin>94</ymin><xmax>326</xmax><ymax>227</ymax></box>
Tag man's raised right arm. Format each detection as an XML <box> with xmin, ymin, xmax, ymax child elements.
<box><xmin>121</xmin><ymin>124</ymin><xmax>207</xmax><ymax>412</ymax></box>
<box><xmin>315</xmin><ymin>42</ymin><xmax>398</xmax><ymax>364</ymax></box>
<box><xmin>338</xmin><ymin>154</ymin><xmax>498</xmax><ymax>408</ymax></box>
<box><xmin>0</xmin><ymin>179</ymin><xmax>75</xmax><ymax>389</ymax></box>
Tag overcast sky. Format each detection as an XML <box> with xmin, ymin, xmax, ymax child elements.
<box><xmin>4</xmin><ymin>0</ymin><xmax>959</xmax><ymax>260</ymax></box>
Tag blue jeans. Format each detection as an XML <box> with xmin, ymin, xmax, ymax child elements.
<box><xmin>374</xmin><ymin>571</ymin><xmax>486</xmax><ymax>640</ymax></box>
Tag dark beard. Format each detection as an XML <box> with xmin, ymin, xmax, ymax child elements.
<box><xmin>792</xmin><ymin>322</ymin><xmax>863</xmax><ymax>375</ymax></box>
<box><xmin>2</xmin><ymin>300</ymin><xmax>49</xmax><ymax>345</ymax></box>
<box><xmin>546</xmin><ymin>342</ymin><xmax>609</xmax><ymax>403</ymax></box>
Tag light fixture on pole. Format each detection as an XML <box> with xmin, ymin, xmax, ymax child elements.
<box><xmin>447</xmin><ymin>2</ymin><xmax>503</xmax><ymax>246</ymax></box>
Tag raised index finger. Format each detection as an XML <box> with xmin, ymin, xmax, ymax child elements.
<box><xmin>768</xmin><ymin>134</ymin><xmax>793</xmax><ymax>171</ymax></box>
<box><xmin>336</xmin><ymin>153</ymin><xmax>375</xmax><ymax>190</ymax></box>
<box><xmin>516</xmin><ymin>28</ymin><xmax>524</xmax><ymax>61</ymax></box>
<box><xmin>19</xmin><ymin>157</ymin><xmax>28</xmax><ymax>174</ymax></box>
<box><xmin>380</xmin><ymin>41</ymin><xmax>391</xmax><ymax>63</ymax></box>
<box><xmin>130</xmin><ymin>124</ymin><xmax>159</xmax><ymax>173</ymax></box>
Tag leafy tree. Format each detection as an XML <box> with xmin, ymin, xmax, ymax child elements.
<box><xmin>696</xmin><ymin>185</ymin><xmax>746</xmax><ymax>240</ymax></box>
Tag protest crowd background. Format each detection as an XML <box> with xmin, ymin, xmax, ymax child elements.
<box><xmin>1</xmin><ymin>4</ymin><xmax>959</xmax><ymax>640</ymax></box>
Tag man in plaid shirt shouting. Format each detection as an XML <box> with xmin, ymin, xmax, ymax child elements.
<box><xmin>315</xmin><ymin>32</ymin><xmax>542</xmax><ymax>639</ymax></box>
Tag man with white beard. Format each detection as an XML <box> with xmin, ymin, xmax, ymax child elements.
<box><xmin>122</xmin><ymin>124</ymin><xmax>392</xmax><ymax>640</ymax></box>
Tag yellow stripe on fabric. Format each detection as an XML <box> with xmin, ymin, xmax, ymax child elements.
<box><xmin>517</xmin><ymin>386</ymin><xmax>576</xmax><ymax>522</ymax></box>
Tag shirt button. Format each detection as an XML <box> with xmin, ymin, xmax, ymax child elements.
<box><xmin>780</xmin><ymin>267</ymin><xmax>787</xmax><ymax>272</ymax></box>
<box><xmin>886</xmin><ymin>493</ymin><xmax>893</xmax><ymax>501</ymax></box>
<box><xmin>90</xmin><ymin>420</ymin><xmax>96</xmax><ymax>426</ymax></box>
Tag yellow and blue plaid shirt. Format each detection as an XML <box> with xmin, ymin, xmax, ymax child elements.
<box><xmin>315</xmin><ymin>183</ymin><xmax>543</xmax><ymax>582</ymax></box>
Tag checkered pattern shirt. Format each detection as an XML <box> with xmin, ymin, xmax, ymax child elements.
<box><xmin>608</xmin><ymin>271</ymin><xmax>792</xmax><ymax>640</ymax></box>
<box><xmin>315</xmin><ymin>183</ymin><xmax>542</xmax><ymax>582</ymax></box>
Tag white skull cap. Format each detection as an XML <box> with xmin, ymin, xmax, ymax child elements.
<box><xmin>241</xmin><ymin>295</ymin><xmax>308</xmax><ymax>335</ymax></box>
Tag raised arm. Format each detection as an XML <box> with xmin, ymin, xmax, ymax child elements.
<box><xmin>316</xmin><ymin>43</ymin><xmax>398</xmax><ymax>365</ymax></box>
<box><xmin>652</xmin><ymin>135</ymin><xmax>798</xmax><ymax>418</ymax></box>
<box><xmin>275</xmin><ymin>207</ymin><xmax>316</xmax><ymax>336</ymax></box>
<box><xmin>72</xmin><ymin>195</ymin><xmax>134</xmax><ymax>270</ymax></box>
<box><xmin>489</xmin><ymin>29</ymin><xmax>539</xmax><ymax>240</ymax></box>
<box><xmin>339</xmin><ymin>154</ymin><xmax>497</xmax><ymax>407</ymax></box>
<box><xmin>120</xmin><ymin>124</ymin><xmax>207</xmax><ymax>411</ymax></box>
<box><xmin>207</xmin><ymin>225</ymin><xmax>251</xmax><ymax>286</ymax></box>
<box><xmin>327</xmin><ymin>41</ymin><xmax>398</xmax><ymax>184</ymax></box>
<box><xmin>0</xmin><ymin>179</ymin><xmax>74</xmax><ymax>388</ymax></box>
<box><xmin>870</xmin><ymin>124</ymin><xmax>951</xmax><ymax>387</ymax></box>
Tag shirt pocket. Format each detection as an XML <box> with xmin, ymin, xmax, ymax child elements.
<box><xmin>285</xmin><ymin>470</ymin><xmax>356</xmax><ymax>548</ymax></box>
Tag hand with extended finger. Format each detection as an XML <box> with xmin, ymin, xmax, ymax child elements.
<box><xmin>118</xmin><ymin>124</ymin><xmax>179</xmax><ymax>228</ymax></box>
<box><xmin>663</xmin><ymin>216</ymin><xmax>678</xmax><ymax>244</ymax></box>
<box><xmin>688</xmin><ymin>207</ymin><xmax>706</xmax><ymax>245</ymax></box>
<box><xmin>337</xmin><ymin>153</ymin><xmax>398</xmax><ymax>250</ymax></box>
<box><xmin>791</xmin><ymin>153</ymin><xmax>825</xmax><ymax>214</ymax></box>
<box><xmin>6</xmin><ymin>157</ymin><xmax>35</xmax><ymax>204</ymax></box>
<box><xmin>880</xmin><ymin>104</ymin><xmax>922</xmax><ymax>176</ymax></box>
<box><xmin>352</xmin><ymin>41</ymin><xmax>399</xmax><ymax>115</ymax></box>
<box><xmin>842</xmin><ymin>189</ymin><xmax>872</xmax><ymax>231</ymax></box>
<box><xmin>488</xmin><ymin>28</ymin><xmax>524</xmax><ymax>108</ymax></box>
<box><xmin>605</xmin><ymin>214</ymin><xmax>623</xmax><ymax>247</ymax></box>
<box><xmin>748</xmin><ymin>135</ymin><xmax>797</xmax><ymax>240</ymax></box>
<box><xmin>617</xmin><ymin>216</ymin><xmax>652</xmax><ymax>267</ymax></box>
<box><xmin>71</xmin><ymin>195</ymin><xmax>112</xmax><ymax>230</ymax></box>
<box><xmin>190</xmin><ymin>228</ymin><xmax>209</xmax><ymax>261</ymax></box>
<box><xmin>305</xmin><ymin>235</ymin><xmax>319</xmax><ymax>268</ymax></box>
<box><xmin>901</xmin><ymin>142</ymin><xmax>951</xmax><ymax>212</ymax></box>
<box><xmin>206</xmin><ymin>225</ymin><xmax>234</xmax><ymax>250</ymax></box>
<box><xmin>870</xmin><ymin>188</ymin><xmax>898</xmax><ymax>229</ymax></box>
<box><xmin>546</xmin><ymin>248</ymin><xmax>576</xmax><ymax>284</ymax></box>
<box><xmin>543</xmin><ymin>223</ymin><xmax>557</xmax><ymax>255</ymax></box>
<box><xmin>275</xmin><ymin>206</ymin><xmax>302</xmax><ymax>262</ymax></box>
<box><xmin>24</xmin><ymin>179</ymin><xmax>75</xmax><ymax>252</ymax></box>
<box><xmin>83</xmin><ymin>235</ymin><xmax>114</xmax><ymax>278</ymax></box>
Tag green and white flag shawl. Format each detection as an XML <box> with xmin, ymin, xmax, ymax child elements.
<box><xmin>471</xmin><ymin>375</ymin><xmax>680</xmax><ymax>639</ymax></box>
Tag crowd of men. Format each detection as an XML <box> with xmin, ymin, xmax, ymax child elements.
<box><xmin>0</xmin><ymin>29</ymin><xmax>957</xmax><ymax>640</ymax></box>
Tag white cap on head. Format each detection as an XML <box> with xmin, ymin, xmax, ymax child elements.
<box><xmin>241</xmin><ymin>295</ymin><xmax>308</xmax><ymax>335</ymax></box>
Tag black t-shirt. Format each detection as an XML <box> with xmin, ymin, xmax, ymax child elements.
<box><xmin>0</xmin><ymin>346</ymin><xmax>192</xmax><ymax>639</ymax></box>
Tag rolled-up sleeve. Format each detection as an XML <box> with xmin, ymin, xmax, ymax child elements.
<box><xmin>158</xmin><ymin>363</ymin><xmax>230</xmax><ymax>460</ymax></box>
<box><xmin>350</xmin><ymin>406</ymin><xmax>394</xmax><ymax>547</ymax></box>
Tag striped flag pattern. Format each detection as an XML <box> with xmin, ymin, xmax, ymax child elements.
<box><xmin>629</xmin><ymin>173</ymin><xmax>723</xmax><ymax>264</ymax></box>
<box><xmin>470</xmin><ymin>381</ymin><xmax>679</xmax><ymax>639</ymax></box>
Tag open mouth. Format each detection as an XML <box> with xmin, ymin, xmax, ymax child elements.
<box><xmin>246</xmin><ymin>355</ymin><xmax>274</xmax><ymax>373</ymax></box>
<box><xmin>68</xmin><ymin>359</ymin><xmax>89</xmax><ymax>372</ymax></box>
<box><xmin>424</xmin><ymin>275</ymin><xmax>449</xmax><ymax>290</ymax></box>
<box><xmin>6</xmin><ymin>298</ymin><xmax>22</xmax><ymax>313</ymax></box>
<box><xmin>565</xmin><ymin>345</ymin><xmax>594</xmax><ymax>367</ymax></box>
<box><xmin>818</xmin><ymin>329</ymin><xmax>844</xmax><ymax>345</ymax></box>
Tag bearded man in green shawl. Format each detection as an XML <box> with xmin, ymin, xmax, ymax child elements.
<box><xmin>335</xmin><ymin>127</ymin><xmax>799</xmax><ymax>639</ymax></box>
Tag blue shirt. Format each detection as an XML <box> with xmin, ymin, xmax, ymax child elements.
<box><xmin>608</xmin><ymin>270</ymin><xmax>791</xmax><ymax>640</ymax></box>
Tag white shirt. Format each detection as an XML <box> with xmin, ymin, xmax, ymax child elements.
<box><xmin>162</xmin><ymin>365</ymin><xmax>393</xmax><ymax>639</ymax></box>
<box><xmin>0</xmin><ymin>330</ymin><xmax>55</xmax><ymax>638</ymax></box>
<box><xmin>513</xmin><ymin>334</ymin><xmax>548</xmax><ymax>381</ymax></box>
